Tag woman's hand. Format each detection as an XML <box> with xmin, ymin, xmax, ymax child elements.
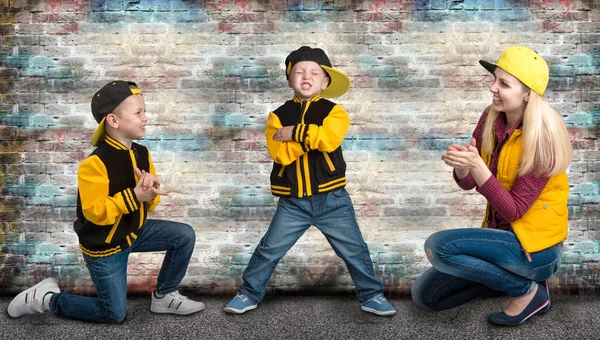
<box><xmin>441</xmin><ymin>138</ymin><xmax>491</xmax><ymax>185</ymax></box>
<box><xmin>441</xmin><ymin>138</ymin><xmax>480</xmax><ymax>170</ymax></box>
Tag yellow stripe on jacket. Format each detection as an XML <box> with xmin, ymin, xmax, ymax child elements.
<box><xmin>78</xmin><ymin>156</ymin><xmax>140</xmax><ymax>225</ymax></box>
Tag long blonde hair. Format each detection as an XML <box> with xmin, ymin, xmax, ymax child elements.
<box><xmin>481</xmin><ymin>91</ymin><xmax>572</xmax><ymax>177</ymax></box>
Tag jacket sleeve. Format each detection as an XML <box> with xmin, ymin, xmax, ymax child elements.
<box><xmin>146</xmin><ymin>150</ymin><xmax>160</xmax><ymax>212</ymax></box>
<box><xmin>78</xmin><ymin>155</ymin><xmax>140</xmax><ymax>225</ymax></box>
<box><xmin>291</xmin><ymin>104</ymin><xmax>350</xmax><ymax>153</ymax></box>
<box><xmin>266</xmin><ymin>111</ymin><xmax>308</xmax><ymax>166</ymax></box>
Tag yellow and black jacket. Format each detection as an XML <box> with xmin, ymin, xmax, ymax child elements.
<box><xmin>266</xmin><ymin>95</ymin><xmax>350</xmax><ymax>197</ymax></box>
<box><xmin>74</xmin><ymin>135</ymin><xmax>159</xmax><ymax>258</ymax></box>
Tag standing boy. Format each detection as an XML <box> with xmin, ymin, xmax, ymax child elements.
<box><xmin>8</xmin><ymin>81</ymin><xmax>205</xmax><ymax>323</ymax></box>
<box><xmin>224</xmin><ymin>46</ymin><xmax>396</xmax><ymax>316</ymax></box>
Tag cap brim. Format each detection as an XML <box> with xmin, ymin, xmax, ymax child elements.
<box><xmin>320</xmin><ymin>65</ymin><xmax>350</xmax><ymax>98</ymax></box>
<box><xmin>479</xmin><ymin>60</ymin><xmax>497</xmax><ymax>75</ymax></box>
<box><xmin>91</xmin><ymin>117</ymin><xmax>106</xmax><ymax>146</ymax></box>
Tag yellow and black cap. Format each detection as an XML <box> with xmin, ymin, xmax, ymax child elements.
<box><xmin>90</xmin><ymin>80</ymin><xmax>142</xmax><ymax>146</ymax></box>
<box><xmin>285</xmin><ymin>46</ymin><xmax>350</xmax><ymax>98</ymax></box>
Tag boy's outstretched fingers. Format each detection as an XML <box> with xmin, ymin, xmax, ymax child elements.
<box><xmin>134</xmin><ymin>168</ymin><xmax>150</xmax><ymax>186</ymax></box>
<box><xmin>134</xmin><ymin>168</ymin><xmax>159</xmax><ymax>190</ymax></box>
<box><xmin>150</xmin><ymin>187</ymin><xmax>170</xmax><ymax>196</ymax></box>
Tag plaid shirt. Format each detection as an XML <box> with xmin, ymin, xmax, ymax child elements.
<box><xmin>454</xmin><ymin>108</ymin><xmax>550</xmax><ymax>231</ymax></box>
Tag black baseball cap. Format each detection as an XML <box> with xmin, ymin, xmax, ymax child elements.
<box><xmin>285</xmin><ymin>46</ymin><xmax>350</xmax><ymax>98</ymax></box>
<box><xmin>90</xmin><ymin>81</ymin><xmax>142</xmax><ymax>146</ymax></box>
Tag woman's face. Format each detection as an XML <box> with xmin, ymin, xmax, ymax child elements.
<box><xmin>489</xmin><ymin>67</ymin><xmax>531</xmax><ymax>117</ymax></box>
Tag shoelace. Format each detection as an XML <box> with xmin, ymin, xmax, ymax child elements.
<box><xmin>373</xmin><ymin>296</ymin><xmax>387</xmax><ymax>304</ymax></box>
<box><xmin>235</xmin><ymin>293</ymin><xmax>248</xmax><ymax>302</ymax></box>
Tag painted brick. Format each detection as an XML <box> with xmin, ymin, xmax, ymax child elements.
<box><xmin>0</xmin><ymin>0</ymin><xmax>598</xmax><ymax>297</ymax></box>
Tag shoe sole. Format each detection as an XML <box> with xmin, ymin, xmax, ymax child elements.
<box><xmin>361</xmin><ymin>306</ymin><xmax>397</xmax><ymax>316</ymax></box>
<box><xmin>8</xmin><ymin>278</ymin><xmax>59</xmax><ymax>318</ymax></box>
<box><xmin>223</xmin><ymin>304</ymin><xmax>257</xmax><ymax>314</ymax></box>
<box><xmin>151</xmin><ymin>304</ymin><xmax>206</xmax><ymax>315</ymax></box>
<box><xmin>150</xmin><ymin>308</ymin><xmax>205</xmax><ymax>315</ymax></box>
<box><xmin>538</xmin><ymin>300</ymin><xmax>551</xmax><ymax>314</ymax></box>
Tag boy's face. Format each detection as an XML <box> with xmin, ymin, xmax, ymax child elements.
<box><xmin>106</xmin><ymin>94</ymin><xmax>147</xmax><ymax>142</ymax></box>
<box><xmin>288</xmin><ymin>61</ymin><xmax>330</xmax><ymax>101</ymax></box>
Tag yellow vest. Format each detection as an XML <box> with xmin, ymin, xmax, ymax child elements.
<box><xmin>481</xmin><ymin>129</ymin><xmax>569</xmax><ymax>253</ymax></box>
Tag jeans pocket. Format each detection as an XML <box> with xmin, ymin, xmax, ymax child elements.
<box><xmin>331</xmin><ymin>188</ymin><xmax>348</xmax><ymax>200</ymax></box>
<box><xmin>83</xmin><ymin>255</ymin><xmax>91</xmax><ymax>271</ymax></box>
<box><xmin>332</xmin><ymin>188</ymin><xmax>351</xmax><ymax>207</ymax></box>
<box><xmin>527</xmin><ymin>257</ymin><xmax>558</xmax><ymax>281</ymax></box>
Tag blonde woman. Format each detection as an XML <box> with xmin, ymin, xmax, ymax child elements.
<box><xmin>412</xmin><ymin>46</ymin><xmax>572</xmax><ymax>326</ymax></box>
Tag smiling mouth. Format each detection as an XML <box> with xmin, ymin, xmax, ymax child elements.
<box><xmin>301</xmin><ymin>83</ymin><xmax>312</xmax><ymax>90</ymax></box>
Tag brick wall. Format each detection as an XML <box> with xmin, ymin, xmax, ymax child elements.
<box><xmin>0</xmin><ymin>0</ymin><xmax>598</xmax><ymax>296</ymax></box>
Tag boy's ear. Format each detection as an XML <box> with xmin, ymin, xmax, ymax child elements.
<box><xmin>321</xmin><ymin>76</ymin><xmax>330</xmax><ymax>90</ymax></box>
<box><xmin>105</xmin><ymin>113</ymin><xmax>119</xmax><ymax>128</ymax></box>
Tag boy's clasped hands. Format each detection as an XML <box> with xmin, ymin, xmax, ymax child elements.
<box><xmin>134</xmin><ymin>167</ymin><xmax>170</xmax><ymax>201</ymax></box>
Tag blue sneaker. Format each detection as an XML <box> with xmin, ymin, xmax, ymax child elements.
<box><xmin>360</xmin><ymin>294</ymin><xmax>397</xmax><ymax>316</ymax></box>
<box><xmin>223</xmin><ymin>293</ymin><xmax>257</xmax><ymax>314</ymax></box>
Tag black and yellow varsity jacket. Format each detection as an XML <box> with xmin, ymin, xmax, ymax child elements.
<box><xmin>266</xmin><ymin>95</ymin><xmax>350</xmax><ymax>197</ymax></box>
<box><xmin>74</xmin><ymin>135</ymin><xmax>159</xmax><ymax>258</ymax></box>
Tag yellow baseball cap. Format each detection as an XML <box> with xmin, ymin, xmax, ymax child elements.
<box><xmin>479</xmin><ymin>46</ymin><xmax>549</xmax><ymax>96</ymax></box>
<box><xmin>285</xmin><ymin>46</ymin><xmax>350</xmax><ymax>98</ymax></box>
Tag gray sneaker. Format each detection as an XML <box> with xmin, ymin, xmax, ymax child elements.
<box><xmin>150</xmin><ymin>291</ymin><xmax>205</xmax><ymax>315</ymax></box>
<box><xmin>7</xmin><ymin>278</ymin><xmax>60</xmax><ymax>317</ymax></box>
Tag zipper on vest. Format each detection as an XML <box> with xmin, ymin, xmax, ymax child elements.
<box><xmin>523</xmin><ymin>248</ymin><xmax>532</xmax><ymax>262</ymax></box>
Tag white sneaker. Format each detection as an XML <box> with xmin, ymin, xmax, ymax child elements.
<box><xmin>150</xmin><ymin>291</ymin><xmax>205</xmax><ymax>315</ymax></box>
<box><xmin>7</xmin><ymin>278</ymin><xmax>60</xmax><ymax>317</ymax></box>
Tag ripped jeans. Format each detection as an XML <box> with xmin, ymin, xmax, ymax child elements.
<box><xmin>412</xmin><ymin>228</ymin><xmax>562</xmax><ymax>311</ymax></box>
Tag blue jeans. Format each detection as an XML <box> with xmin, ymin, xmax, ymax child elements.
<box><xmin>412</xmin><ymin>228</ymin><xmax>562</xmax><ymax>311</ymax></box>
<box><xmin>239</xmin><ymin>189</ymin><xmax>383</xmax><ymax>304</ymax></box>
<box><xmin>49</xmin><ymin>219</ymin><xmax>195</xmax><ymax>323</ymax></box>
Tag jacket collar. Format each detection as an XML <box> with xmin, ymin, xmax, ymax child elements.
<box><xmin>103</xmin><ymin>135</ymin><xmax>129</xmax><ymax>151</ymax></box>
<box><xmin>293</xmin><ymin>94</ymin><xmax>321</xmax><ymax>103</ymax></box>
